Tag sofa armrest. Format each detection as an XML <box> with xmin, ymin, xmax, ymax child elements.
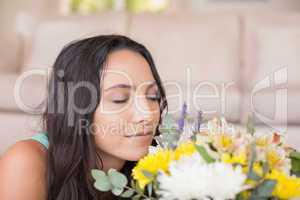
<box><xmin>0</xmin><ymin>72</ymin><xmax>47</xmax><ymax>113</ymax></box>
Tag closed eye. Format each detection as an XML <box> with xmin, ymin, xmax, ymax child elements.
<box><xmin>146</xmin><ymin>92</ymin><xmax>161</xmax><ymax>101</ymax></box>
<box><xmin>112</xmin><ymin>98</ymin><xmax>129</xmax><ymax>104</ymax></box>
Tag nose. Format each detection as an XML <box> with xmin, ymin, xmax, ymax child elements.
<box><xmin>131</xmin><ymin>94</ymin><xmax>155</xmax><ymax>125</ymax></box>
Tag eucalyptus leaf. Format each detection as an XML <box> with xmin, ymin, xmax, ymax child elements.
<box><xmin>120</xmin><ymin>188</ymin><xmax>135</xmax><ymax>198</ymax></box>
<box><xmin>132</xmin><ymin>194</ymin><xmax>142</xmax><ymax>200</ymax></box>
<box><xmin>94</xmin><ymin>178</ymin><xmax>111</xmax><ymax>192</ymax></box>
<box><xmin>108</xmin><ymin>169</ymin><xmax>128</xmax><ymax>188</ymax></box>
<box><xmin>262</xmin><ymin>161</ymin><xmax>269</xmax><ymax>175</ymax></box>
<box><xmin>162</xmin><ymin>114</ymin><xmax>177</xmax><ymax>128</ymax></box>
<box><xmin>163</xmin><ymin>133</ymin><xmax>180</xmax><ymax>143</ymax></box>
<box><xmin>250</xmin><ymin>179</ymin><xmax>277</xmax><ymax>199</ymax></box>
<box><xmin>248</xmin><ymin>170</ymin><xmax>261</xmax><ymax>181</ymax></box>
<box><xmin>91</xmin><ymin>169</ymin><xmax>106</xmax><ymax>180</ymax></box>
<box><xmin>111</xmin><ymin>187</ymin><xmax>124</xmax><ymax>196</ymax></box>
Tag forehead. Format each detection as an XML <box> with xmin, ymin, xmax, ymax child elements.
<box><xmin>102</xmin><ymin>49</ymin><xmax>156</xmax><ymax>89</ymax></box>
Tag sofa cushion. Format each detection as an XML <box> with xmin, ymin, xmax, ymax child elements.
<box><xmin>243</xmin><ymin>12</ymin><xmax>300</xmax><ymax>89</ymax></box>
<box><xmin>128</xmin><ymin>13</ymin><xmax>241</xmax><ymax>84</ymax></box>
<box><xmin>242</xmin><ymin>12</ymin><xmax>300</xmax><ymax>124</ymax></box>
<box><xmin>129</xmin><ymin>13</ymin><xmax>241</xmax><ymax>121</ymax></box>
<box><xmin>22</xmin><ymin>12</ymin><xmax>128</xmax><ymax>72</ymax></box>
<box><xmin>164</xmin><ymin>82</ymin><xmax>241</xmax><ymax>122</ymax></box>
<box><xmin>241</xmin><ymin>87</ymin><xmax>300</xmax><ymax>125</ymax></box>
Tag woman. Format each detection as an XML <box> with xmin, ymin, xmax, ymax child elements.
<box><xmin>0</xmin><ymin>35</ymin><xmax>168</xmax><ymax>200</ymax></box>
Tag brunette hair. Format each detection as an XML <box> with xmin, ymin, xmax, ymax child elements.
<box><xmin>42</xmin><ymin>35</ymin><xmax>168</xmax><ymax>200</ymax></box>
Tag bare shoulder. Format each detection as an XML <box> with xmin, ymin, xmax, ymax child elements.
<box><xmin>0</xmin><ymin>140</ymin><xmax>47</xmax><ymax>200</ymax></box>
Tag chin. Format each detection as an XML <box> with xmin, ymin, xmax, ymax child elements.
<box><xmin>124</xmin><ymin>147</ymin><xmax>149</xmax><ymax>161</ymax></box>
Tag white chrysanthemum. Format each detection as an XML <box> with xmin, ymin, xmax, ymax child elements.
<box><xmin>157</xmin><ymin>153</ymin><xmax>246</xmax><ymax>200</ymax></box>
<box><xmin>148</xmin><ymin>145</ymin><xmax>161</xmax><ymax>155</ymax></box>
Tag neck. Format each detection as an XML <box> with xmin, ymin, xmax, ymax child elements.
<box><xmin>96</xmin><ymin>149</ymin><xmax>125</xmax><ymax>172</ymax></box>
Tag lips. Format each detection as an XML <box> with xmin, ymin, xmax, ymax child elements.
<box><xmin>125</xmin><ymin>131</ymin><xmax>153</xmax><ymax>138</ymax></box>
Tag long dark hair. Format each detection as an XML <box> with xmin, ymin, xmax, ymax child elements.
<box><xmin>42</xmin><ymin>35</ymin><xmax>168</xmax><ymax>200</ymax></box>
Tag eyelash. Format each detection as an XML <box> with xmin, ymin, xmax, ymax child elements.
<box><xmin>147</xmin><ymin>94</ymin><xmax>161</xmax><ymax>101</ymax></box>
<box><xmin>112</xmin><ymin>99</ymin><xmax>128</xmax><ymax>104</ymax></box>
<box><xmin>112</xmin><ymin>93</ymin><xmax>160</xmax><ymax>104</ymax></box>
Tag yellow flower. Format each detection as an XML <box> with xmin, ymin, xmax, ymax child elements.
<box><xmin>253</xmin><ymin>162</ymin><xmax>264</xmax><ymax>177</ymax></box>
<box><xmin>213</xmin><ymin>134</ymin><xmax>233</xmax><ymax>152</ymax></box>
<box><xmin>266</xmin><ymin>148</ymin><xmax>282</xmax><ymax>168</ymax></box>
<box><xmin>221</xmin><ymin>152</ymin><xmax>247</xmax><ymax>165</ymax></box>
<box><xmin>132</xmin><ymin>149</ymin><xmax>174</xmax><ymax>189</ymax></box>
<box><xmin>255</xmin><ymin>136</ymin><xmax>271</xmax><ymax>147</ymax></box>
<box><xmin>174</xmin><ymin>142</ymin><xmax>197</xmax><ymax>160</ymax></box>
<box><xmin>132</xmin><ymin>142</ymin><xmax>200</xmax><ymax>189</ymax></box>
<box><xmin>266</xmin><ymin>170</ymin><xmax>300</xmax><ymax>199</ymax></box>
<box><xmin>220</xmin><ymin>134</ymin><xmax>233</xmax><ymax>147</ymax></box>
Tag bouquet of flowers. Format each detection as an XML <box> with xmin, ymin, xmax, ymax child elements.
<box><xmin>91</xmin><ymin>104</ymin><xmax>300</xmax><ymax>200</ymax></box>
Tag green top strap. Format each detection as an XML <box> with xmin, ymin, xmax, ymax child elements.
<box><xmin>30</xmin><ymin>132</ymin><xmax>49</xmax><ymax>149</ymax></box>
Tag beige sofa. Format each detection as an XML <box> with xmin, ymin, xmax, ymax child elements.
<box><xmin>0</xmin><ymin>11</ymin><xmax>299</xmax><ymax>153</ymax></box>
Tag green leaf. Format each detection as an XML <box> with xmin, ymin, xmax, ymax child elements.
<box><xmin>195</xmin><ymin>144</ymin><xmax>215</xmax><ymax>163</ymax></box>
<box><xmin>247</xmin><ymin>116</ymin><xmax>256</xmax><ymax>135</ymax></box>
<box><xmin>108</xmin><ymin>169</ymin><xmax>128</xmax><ymax>188</ymax></box>
<box><xmin>94</xmin><ymin>178</ymin><xmax>111</xmax><ymax>192</ymax></box>
<box><xmin>147</xmin><ymin>183</ymin><xmax>153</xmax><ymax>197</ymax></box>
<box><xmin>132</xmin><ymin>193</ymin><xmax>142</xmax><ymax>200</ymax></box>
<box><xmin>250</xmin><ymin>179</ymin><xmax>277</xmax><ymax>199</ymax></box>
<box><xmin>131</xmin><ymin>179</ymin><xmax>136</xmax><ymax>189</ymax></box>
<box><xmin>262</xmin><ymin>161</ymin><xmax>269</xmax><ymax>175</ymax></box>
<box><xmin>91</xmin><ymin>169</ymin><xmax>106</xmax><ymax>181</ymax></box>
<box><xmin>135</xmin><ymin>181</ymin><xmax>144</xmax><ymax>194</ymax></box>
<box><xmin>247</xmin><ymin>143</ymin><xmax>260</xmax><ymax>181</ymax></box>
<box><xmin>291</xmin><ymin>159</ymin><xmax>300</xmax><ymax>169</ymax></box>
<box><xmin>248</xmin><ymin>170</ymin><xmax>261</xmax><ymax>181</ymax></box>
<box><xmin>292</xmin><ymin>171</ymin><xmax>300</xmax><ymax>177</ymax></box>
<box><xmin>290</xmin><ymin>151</ymin><xmax>300</xmax><ymax>160</ymax></box>
<box><xmin>111</xmin><ymin>187</ymin><xmax>124</xmax><ymax>196</ymax></box>
<box><xmin>120</xmin><ymin>188</ymin><xmax>135</xmax><ymax>198</ymax></box>
<box><xmin>142</xmin><ymin>170</ymin><xmax>154</xmax><ymax>179</ymax></box>
<box><xmin>291</xmin><ymin>152</ymin><xmax>300</xmax><ymax>177</ymax></box>
<box><xmin>164</xmin><ymin>133</ymin><xmax>180</xmax><ymax>142</ymax></box>
<box><xmin>191</xmin><ymin>134</ymin><xmax>197</xmax><ymax>142</ymax></box>
<box><xmin>236</xmin><ymin>193</ymin><xmax>247</xmax><ymax>200</ymax></box>
<box><xmin>162</xmin><ymin>114</ymin><xmax>176</xmax><ymax>127</ymax></box>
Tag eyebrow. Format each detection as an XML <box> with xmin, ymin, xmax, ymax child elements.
<box><xmin>104</xmin><ymin>81</ymin><xmax>157</xmax><ymax>92</ymax></box>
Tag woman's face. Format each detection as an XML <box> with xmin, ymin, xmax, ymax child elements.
<box><xmin>93</xmin><ymin>49</ymin><xmax>161</xmax><ymax>161</ymax></box>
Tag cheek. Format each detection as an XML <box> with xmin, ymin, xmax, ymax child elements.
<box><xmin>93</xmin><ymin>116</ymin><xmax>154</xmax><ymax>161</ymax></box>
<box><xmin>94</xmin><ymin>132</ymin><xmax>153</xmax><ymax>161</ymax></box>
<box><xmin>92</xmin><ymin>101</ymin><xmax>161</xmax><ymax>161</ymax></box>
<box><xmin>151</xmin><ymin>103</ymin><xmax>161</xmax><ymax>124</ymax></box>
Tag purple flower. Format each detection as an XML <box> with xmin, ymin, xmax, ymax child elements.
<box><xmin>195</xmin><ymin>110</ymin><xmax>203</xmax><ymax>132</ymax></box>
<box><xmin>177</xmin><ymin>102</ymin><xmax>187</xmax><ymax>132</ymax></box>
